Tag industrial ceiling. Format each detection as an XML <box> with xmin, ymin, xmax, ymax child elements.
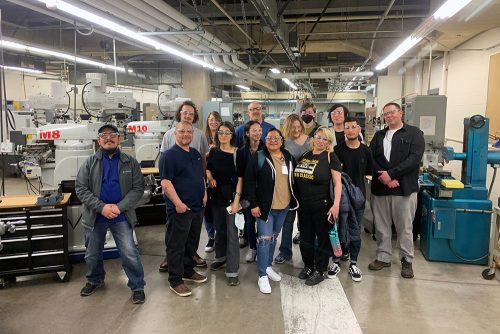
<box><xmin>0</xmin><ymin>0</ymin><xmax>499</xmax><ymax>96</ymax></box>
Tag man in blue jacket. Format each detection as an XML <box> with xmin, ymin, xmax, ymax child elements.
<box><xmin>368</xmin><ymin>102</ymin><xmax>424</xmax><ymax>279</ymax></box>
<box><xmin>76</xmin><ymin>124</ymin><xmax>146</xmax><ymax>304</ymax></box>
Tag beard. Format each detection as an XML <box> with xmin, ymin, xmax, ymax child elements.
<box><xmin>102</xmin><ymin>147</ymin><xmax>118</xmax><ymax>155</ymax></box>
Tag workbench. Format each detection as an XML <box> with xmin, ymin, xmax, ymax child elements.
<box><xmin>0</xmin><ymin>193</ymin><xmax>72</xmax><ymax>288</ymax></box>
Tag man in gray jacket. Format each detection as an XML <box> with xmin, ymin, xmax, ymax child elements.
<box><xmin>76</xmin><ymin>124</ymin><xmax>146</xmax><ymax>304</ymax></box>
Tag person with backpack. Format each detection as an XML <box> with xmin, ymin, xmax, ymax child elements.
<box><xmin>293</xmin><ymin>126</ymin><xmax>342</xmax><ymax>286</ymax></box>
<box><xmin>244</xmin><ymin>128</ymin><xmax>298</xmax><ymax>294</ymax></box>
<box><xmin>332</xmin><ymin>116</ymin><xmax>373</xmax><ymax>281</ymax></box>
<box><xmin>206</xmin><ymin>121</ymin><xmax>243</xmax><ymax>286</ymax></box>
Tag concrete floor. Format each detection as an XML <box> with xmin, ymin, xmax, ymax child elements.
<box><xmin>1</xmin><ymin>176</ymin><xmax>500</xmax><ymax>334</ymax></box>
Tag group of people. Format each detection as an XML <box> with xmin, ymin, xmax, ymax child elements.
<box><xmin>74</xmin><ymin>98</ymin><xmax>424</xmax><ymax>302</ymax></box>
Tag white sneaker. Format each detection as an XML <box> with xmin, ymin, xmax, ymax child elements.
<box><xmin>258</xmin><ymin>276</ymin><xmax>271</xmax><ymax>294</ymax></box>
<box><xmin>245</xmin><ymin>248</ymin><xmax>257</xmax><ymax>262</ymax></box>
<box><xmin>266</xmin><ymin>266</ymin><xmax>282</xmax><ymax>282</ymax></box>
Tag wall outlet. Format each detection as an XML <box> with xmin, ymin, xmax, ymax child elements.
<box><xmin>0</xmin><ymin>141</ymin><xmax>15</xmax><ymax>153</ymax></box>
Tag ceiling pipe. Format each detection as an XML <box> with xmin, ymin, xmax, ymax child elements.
<box><xmin>4</xmin><ymin>0</ymin><xmax>149</xmax><ymax>51</ymax></box>
<box><xmin>82</xmin><ymin>0</ymin><xmax>212</xmax><ymax>53</ymax></box>
<box><xmin>268</xmin><ymin>72</ymin><xmax>374</xmax><ymax>80</ymax></box>
<box><xmin>360</xmin><ymin>0</ymin><xmax>396</xmax><ymax>69</ymax></box>
<box><xmin>143</xmin><ymin>0</ymin><xmax>231</xmax><ymax>52</ymax></box>
<box><xmin>122</xmin><ymin>0</ymin><xmax>223</xmax><ymax>53</ymax></box>
<box><xmin>210</xmin><ymin>0</ymin><xmax>256</xmax><ymax>45</ymax></box>
<box><xmin>223</xmin><ymin>54</ymin><xmax>241</xmax><ymax>71</ymax></box>
<box><xmin>231</xmin><ymin>54</ymin><xmax>248</xmax><ymax>70</ymax></box>
<box><xmin>211</xmin><ymin>55</ymin><xmax>231</xmax><ymax>70</ymax></box>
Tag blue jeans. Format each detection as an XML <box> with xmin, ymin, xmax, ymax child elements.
<box><xmin>355</xmin><ymin>208</ymin><xmax>365</xmax><ymax>228</ymax></box>
<box><xmin>278</xmin><ymin>209</ymin><xmax>296</xmax><ymax>260</ymax></box>
<box><xmin>84</xmin><ymin>221</ymin><xmax>145</xmax><ymax>291</ymax></box>
<box><xmin>204</xmin><ymin>210</ymin><xmax>215</xmax><ymax>240</ymax></box>
<box><xmin>256</xmin><ymin>206</ymin><xmax>289</xmax><ymax>277</ymax></box>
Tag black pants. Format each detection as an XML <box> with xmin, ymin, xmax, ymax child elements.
<box><xmin>167</xmin><ymin>210</ymin><xmax>203</xmax><ymax>287</ymax></box>
<box><xmin>298</xmin><ymin>199</ymin><xmax>332</xmax><ymax>273</ymax></box>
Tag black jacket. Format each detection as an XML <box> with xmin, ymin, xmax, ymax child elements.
<box><xmin>243</xmin><ymin>148</ymin><xmax>298</xmax><ymax>221</ymax></box>
<box><xmin>370</xmin><ymin>123</ymin><xmax>424</xmax><ymax>196</ymax></box>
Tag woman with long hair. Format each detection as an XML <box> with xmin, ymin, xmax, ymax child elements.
<box><xmin>274</xmin><ymin>114</ymin><xmax>311</xmax><ymax>264</ymax></box>
<box><xmin>202</xmin><ymin>111</ymin><xmax>222</xmax><ymax>252</ymax></box>
<box><xmin>294</xmin><ymin>127</ymin><xmax>342</xmax><ymax>286</ymax></box>
<box><xmin>237</xmin><ymin>121</ymin><xmax>264</xmax><ymax>262</ymax></box>
<box><xmin>206</xmin><ymin>121</ymin><xmax>242</xmax><ymax>286</ymax></box>
<box><xmin>244</xmin><ymin>128</ymin><xmax>298</xmax><ymax>294</ymax></box>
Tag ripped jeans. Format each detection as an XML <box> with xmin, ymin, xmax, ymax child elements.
<box><xmin>256</xmin><ymin>206</ymin><xmax>289</xmax><ymax>277</ymax></box>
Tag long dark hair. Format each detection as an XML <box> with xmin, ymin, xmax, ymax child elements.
<box><xmin>264</xmin><ymin>128</ymin><xmax>286</xmax><ymax>154</ymax></box>
<box><xmin>243</xmin><ymin>120</ymin><xmax>261</xmax><ymax>148</ymax></box>
<box><xmin>214</xmin><ymin>121</ymin><xmax>236</xmax><ymax>148</ymax></box>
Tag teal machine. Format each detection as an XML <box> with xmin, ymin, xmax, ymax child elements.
<box><xmin>420</xmin><ymin>115</ymin><xmax>500</xmax><ymax>264</ymax></box>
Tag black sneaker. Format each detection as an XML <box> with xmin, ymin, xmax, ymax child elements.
<box><xmin>292</xmin><ymin>232</ymin><xmax>300</xmax><ymax>244</ymax></box>
<box><xmin>305</xmin><ymin>270</ymin><xmax>325</xmax><ymax>286</ymax></box>
<box><xmin>227</xmin><ymin>276</ymin><xmax>240</xmax><ymax>286</ymax></box>
<box><xmin>210</xmin><ymin>260</ymin><xmax>226</xmax><ymax>271</ymax></box>
<box><xmin>340</xmin><ymin>252</ymin><xmax>350</xmax><ymax>262</ymax></box>
<box><xmin>80</xmin><ymin>282</ymin><xmax>104</xmax><ymax>296</ymax></box>
<box><xmin>132</xmin><ymin>290</ymin><xmax>145</xmax><ymax>304</ymax></box>
<box><xmin>348</xmin><ymin>264</ymin><xmax>362</xmax><ymax>282</ymax></box>
<box><xmin>298</xmin><ymin>267</ymin><xmax>312</xmax><ymax>280</ymax></box>
<box><xmin>205</xmin><ymin>238</ymin><xmax>215</xmax><ymax>253</ymax></box>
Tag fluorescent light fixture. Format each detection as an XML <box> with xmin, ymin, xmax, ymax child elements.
<box><xmin>270</xmin><ymin>68</ymin><xmax>281</xmax><ymax>74</ymax></box>
<box><xmin>236</xmin><ymin>84</ymin><xmax>250</xmax><ymax>90</ymax></box>
<box><xmin>1</xmin><ymin>65</ymin><xmax>43</xmax><ymax>74</ymax></box>
<box><xmin>36</xmin><ymin>0</ymin><xmax>221</xmax><ymax>71</ymax></box>
<box><xmin>282</xmin><ymin>78</ymin><xmax>298</xmax><ymax>90</ymax></box>
<box><xmin>127</xmin><ymin>69</ymin><xmax>133</xmax><ymax>73</ymax></box>
<box><xmin>375</xmin><ymin>35</ymin><xmax>422</xmax><ymax>70</ymax></box>
<box><xmin>1</xmin><ymin>39</ymin><xmax>126</xmax><ymax>72</ymax></box>
<box><xmin>375</xmin><ymin>0</ymin><xmax>471</xmax><ymax>70</ymax></box>
<box><xmin>434</xmin><ymin>0</ymin><xmax>472</xmax><ymax>20</ymax></box>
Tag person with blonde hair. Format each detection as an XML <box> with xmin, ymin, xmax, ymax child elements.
<box><xmin>274</xmin><ymin>114</ymin><xmax>310</xmax><ymax>264</ymax></box>
<box><xmin>294</xmin><ymin>126</ymin><xmax>342</xmax><ymax>286</ymax></box>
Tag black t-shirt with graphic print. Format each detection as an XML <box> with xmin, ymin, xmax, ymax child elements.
<box><xmin>294</xmin><ymin>150</ymin><xmax>342</xmax><ymax>202</ymax></box>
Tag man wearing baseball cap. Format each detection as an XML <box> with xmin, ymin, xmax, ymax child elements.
<box><xmin>76</xmin><ymin>123</ymin><xmax>146</xmax><ymax>303</ymax></box>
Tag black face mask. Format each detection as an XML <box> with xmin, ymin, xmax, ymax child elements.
<box><xmin>301</xmin><ymin>114</ymin><xmax>314</xmax><ymax>124</ymax></box>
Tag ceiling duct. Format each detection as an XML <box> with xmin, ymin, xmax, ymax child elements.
<box><xmin>248</xmin><ymin>0</ymin><xmax>298</xmax><ymax>68</ymax></box>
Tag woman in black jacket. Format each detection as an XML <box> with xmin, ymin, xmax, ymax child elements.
<box><xmin>244</xmin><ymin>128</ymin><xmax>298</xmax><ymax>294</ymax></box>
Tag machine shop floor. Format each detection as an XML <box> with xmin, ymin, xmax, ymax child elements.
<box><xmin>1</xmin><ymin>178</ymin><xmax>499</xmax><ymax>334</ymax></box>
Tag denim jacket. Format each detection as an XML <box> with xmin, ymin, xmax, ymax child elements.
<box><xmin>75</xmin><ymin>149</ymin><xmax>145</xmax><ymax>229</ymax></box>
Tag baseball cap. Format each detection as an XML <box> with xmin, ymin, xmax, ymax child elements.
<box><xmin>98</xmin><ymin>124</ymin><xmax>119</xmax><ymax>133</ymax></box>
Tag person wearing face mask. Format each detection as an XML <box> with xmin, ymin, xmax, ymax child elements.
<box><xmin>76</xmin><ymin>124</ymin><xmax>146</xmax><ymax>304</ymax></box>
<box><xmin>300</xmin><ymin>101</ymin><xmax>321</xmax><ymax>138</ymax></box>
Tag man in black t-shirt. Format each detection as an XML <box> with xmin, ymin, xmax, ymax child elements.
<box><xmin>334</xmin><ymin>117</ymin><xmax>372</xmax><ymax>281</ymax></box>
<box><xmin>335</xmin><ymin>116</ymin><xmax>373</xmax><ymax>226</ymax></box>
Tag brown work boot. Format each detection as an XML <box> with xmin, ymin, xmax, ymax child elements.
<box><xmin>368</xmin><ymin>259</ymin><xmax>391</xmax><ymax>271</ymax></box>
<box><xmin>170</xmin><ymin>283</ymin><xmax>192</xmax><ymax>297</ymax></box>
<box><xmin>194</xmin><ymin>253</ymin><xmax>207</xmax><ymax>268</ymax></box>
<box><xmin>158</xmin><ymin>256</ymin><xmax>168</xmax><ymax>272</ymax></box>
<box><xmin>401</xmin><ymin>258</ymin><xmax>414</xmax><ymax>279</ymax></box>
<box><xmin>183</xmin><ymin>272</ymin><xmax>208</xmax><ymax>283</ymax></box>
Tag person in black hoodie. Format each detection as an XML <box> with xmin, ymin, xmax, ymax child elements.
<box><xmin>244</xmin><ymin>128</ymin><xmax>298</xmax><ymax>294</ymax></box>
<box><xmin>368</xmin><ymin>102</ymin><xmax>424</xmax><ymax>279</ymax></box>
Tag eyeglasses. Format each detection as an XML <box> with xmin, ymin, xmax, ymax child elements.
<box><xmin>344</xmin><ymin>125</ymin><xmax>359</xmax><ymax>130</ymax></box>
<box><xmin>331</xmin><ymin>110</ymin><xmax>344</xmax><ymax>115</ymax></box>
<box><xmin>181</xmin><ymin>110</ymin><xmax>195</xmax><ymax>116</ymax></box>
<box><xmin>249</xmin><ymin>128</ymin><xmax>262</xmax><ymax>133</ymax></box>
<box><xmin>217</xmin><ymin>130</ymin><xmax>232</xmax><ymax>136</ymax></box>
<box><xmin>313</xmin><ymin>135</ymin><xmax>329</xmax><ymax>142</ymax></box>
<box><xmin>265</xmin><ymin>136</ymin><xmax>282</xmax><ymax>142</ymax></box>
<box><xmin>382</xmin><ymin>109</ymin><xmax>399</xmax><ymax>117</ymax></box>
<box><xmin>248</xmin><ymin>107</ymin><xmax>262</xmax><ymax>112</ymax></box>
<box><xmin>176</xmin><ymin>129</ymin><xmax>194</xmax><ymax>134</ymax></box>
<box><xmin>99</xmin><ymin>132</ymin><xmax>119</xmax><ymax>139</ymax></box>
